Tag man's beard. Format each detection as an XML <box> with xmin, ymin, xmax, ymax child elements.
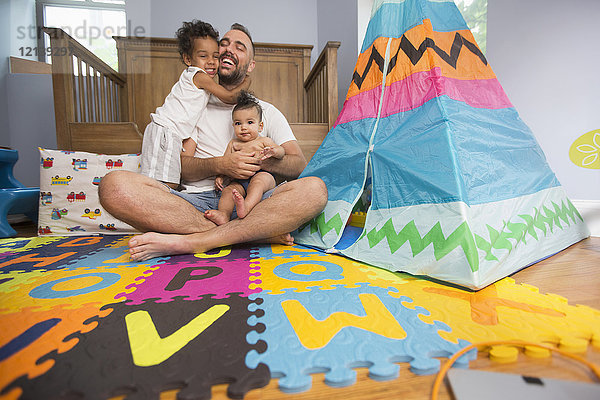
<box><xmin>218</xmin><ymin>61</ymin><xmax>249</xmax><ymax>86</ymax></box>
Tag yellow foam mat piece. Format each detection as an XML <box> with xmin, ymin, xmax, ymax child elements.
<box><xmin>251</xmin><ymin>250</ymin><xmax>411</xmax><ymax>294</ymax></box>
<box><xmin>0</xmin><ymin>264</ymin><xmax>159</xmax><ymax>313</ymax></box>
<box><xmin>357</xmin><ymin>263</ymin><xmax>600</xmax><ymax>357</ymax></box>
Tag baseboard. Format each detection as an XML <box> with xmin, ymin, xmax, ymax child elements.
<box><xmin>572</xmin><ymin>199</ymin><xmax>600</xmax><ymax>237</ymax></box>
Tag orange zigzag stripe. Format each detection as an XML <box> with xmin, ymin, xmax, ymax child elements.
<box><xmin>347</xmin><ymin>19</ymin><xmax>496</xmax><ymax>99</ymax></box>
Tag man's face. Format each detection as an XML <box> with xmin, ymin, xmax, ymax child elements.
<box><xmin>218</xmin><ymin>29</ymin><xmax>255</xmax><ymax>86</ymax></box>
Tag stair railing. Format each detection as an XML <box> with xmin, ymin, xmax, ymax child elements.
<box><xmin>304</xmin><ymin>41</ymin><xmax>340</xmax><ymax>130</ymax></box>
<box><xmin>43</xmin><ymin>27</ymin><xmax>128</xmax><ymax>149</ymax></box>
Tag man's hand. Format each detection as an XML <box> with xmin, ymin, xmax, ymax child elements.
<box><xmin>220</xmin><ymin>150</ymin><xmax>261</xmax><ymax>179</ymax></box>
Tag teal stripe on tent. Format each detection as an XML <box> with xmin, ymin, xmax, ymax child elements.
<box><xmin>305</xmin><ymin>102</ymin><xmax>559</xmax><ymax>209</ymax></box>
<box><xmin>300</xmin><ymin>118</ymin><xmax>375</xmax><ymax>204</ymax></box>
<box><xmin>370</xmin><ymin>96</ymin><xmax>560</xmax><ymax>209</ymax></box>
<box><xmin>361</xmin><ymin>0</ymin><xmax>469</xmax><ymax>53</ymax></box>
<box><xmin>305</xmin><ymin>96</ymin><xmax>559</xmax><ymax>207</ymax></box>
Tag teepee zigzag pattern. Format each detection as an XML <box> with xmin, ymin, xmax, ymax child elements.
<box><xmin>353</xmin><ymin>30</ymin><xmax>487</xmax><ymax>91</ymax></box>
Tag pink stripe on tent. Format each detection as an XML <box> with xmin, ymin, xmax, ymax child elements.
<box><xmin>334</xmin><ymin>87</ymin><xmax>381</xmax><ymax>127</ymax></box>
<box><xmin>335</xmin><ymin>68</ymin><xmax>513</xmax><ymax>127</ymax></box>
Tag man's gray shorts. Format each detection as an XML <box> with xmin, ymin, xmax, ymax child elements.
<box><xmin>170</xmin><ymin>187</ymin><xmax>277</xmax><ymax>219</ymax></box>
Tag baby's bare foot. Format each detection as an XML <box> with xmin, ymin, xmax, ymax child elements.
<box><xmin>232</xmin><ymin>189</ymin><xmax>248</xmax><ymax>218</ymax></box>
<box><xmin>204</xmin><ymin>209</ymin><xmax>230</xmax><ymax>226</ymax></box>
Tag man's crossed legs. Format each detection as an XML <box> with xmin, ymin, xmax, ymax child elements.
<box><xmin>98</xmin><ymin>171</ymin><xmax>327</xmax><ymax>261</ymax></box>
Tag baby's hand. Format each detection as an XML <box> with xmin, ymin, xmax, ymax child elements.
<box><xmin>260</xmin><ymin>146</ymin><xmax>285</xmax><ymax>161</ymax></box>
<box><xmin>260</xmin><ymin>147</ymin><xmax>276</xmax><ymax>161</ymax></box>
<box><xmin>215</xmin><ymin>176</ymin><xmax>225</xmax><ymax>191</ymax></box>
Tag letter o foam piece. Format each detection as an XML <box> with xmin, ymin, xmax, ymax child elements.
<box><xmin>273</xmin><ymin>260</ymin><xmax>344</xmax><ymax>281</ymax></box>
<box><xmin>29</xmin><ymin>272</ymin><xmax>120</xmax><ymax>299</ymax></box>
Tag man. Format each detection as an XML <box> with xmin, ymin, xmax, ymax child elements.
<box><xmin>98</xmin><ymin>24</ymin><xmax>327</xmax><ymax>261</ymax></box>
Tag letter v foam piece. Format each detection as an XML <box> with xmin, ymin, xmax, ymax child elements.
<box><xmin>126</xmin><ymin>305</ymin><xmax>229</xmax><ymax>366</ymax></box>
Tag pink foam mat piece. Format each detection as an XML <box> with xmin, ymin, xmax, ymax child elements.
<box><xmin>122</xmin><ymin>257</ymin><xmax>261</xmax><ymax>303</ymax></box>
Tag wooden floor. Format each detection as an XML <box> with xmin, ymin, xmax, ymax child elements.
<box><xmin>9</xmin><ymin>221</ymin><xmax>600</xmax><ymax>400</ymax></box>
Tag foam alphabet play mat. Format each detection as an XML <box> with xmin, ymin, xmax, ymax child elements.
<box><xmin>1</xmin><ymin>235</ymin><xmax>599</xmax><ymax>399</ymax></box>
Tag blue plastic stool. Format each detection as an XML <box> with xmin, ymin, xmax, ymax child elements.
<box><xmin>0</xmin><ymin>148</ymin><xmax>40</xmax><ymax>238</ymax></box>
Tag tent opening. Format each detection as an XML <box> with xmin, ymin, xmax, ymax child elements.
<box><xmin>333</xmin><ymin>163</ymin><xmax>373</xmax><ymax>251</ymax></box>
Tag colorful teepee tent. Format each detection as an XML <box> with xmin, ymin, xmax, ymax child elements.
<box><xmin>294</xmin><ymin>0</ymin><xmax>589</xmax><ymax>289</ymax></box>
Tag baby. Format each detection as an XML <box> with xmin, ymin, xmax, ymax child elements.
<box><xmin>140</xmin><ymin>20</ymin><xmax>249</xmax><ymax>189</ymax></box>
<box><xmin>204</xmin><ymin>91</ymin><xmax>284</xmax><ymax>225</ymax></box>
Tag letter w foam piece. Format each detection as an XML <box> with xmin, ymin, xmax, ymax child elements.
<box><xmin>282</xmin><ymin>293</ymin><xmax>406</xmax><ymax>349</ymax></box>
<box><xmin>246</xmin><ymin>284</ymin><xmax>473</xmax><ymax>393</ymax></box>
<box><xmin>126</xmin><ymin>305</ymin><xmax>229</xmax><ymax>366</ymax></box>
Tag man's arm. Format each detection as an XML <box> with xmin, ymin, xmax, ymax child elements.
<box><xmin>180</xmin><ymin>138</ymin><xmax>261</xmax><ymax>181</ymax></box>
<box><xmin>259</xmin><ymin>140</ymin><xmax>307</xmax><ymax>180</ymax></box>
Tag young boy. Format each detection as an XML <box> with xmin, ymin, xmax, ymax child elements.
<box><xmin>140</xmin><ymin>20</ymin><xmax>250</xmax><ymax>189</ymax></box>
<box><xmin>204</xmin><ymin>91</ymin><xmax>285</xmax><ymax>225</ymax></box>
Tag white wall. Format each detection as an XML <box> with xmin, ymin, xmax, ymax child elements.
<box><xmin>357</xmin><ymin>0</ymin><xmax>374</xmax><ymax>55</ymax></box>
<box><xmin>317</xmin><ymin>0</ymin><xmax>358</xmax><ymax>110</ymax></box>
<box><xmin>0</xmin><ymin>0</ymin><xmax>10</xmax><ymax>148</ymax></box>
<box><xmin>1</xmin><ymin>0</ymin><xmax>48</xmax><ymax>189</ymax></box>
<box><xmin>487</xmin><ymin>0</ymin><xmax>600</xmax><ymax>202</ymax></box>
<box><xmin>7</xmin><ymin>73</ymin><xmax>56</xmax><ymax>187</ymax></box>
<box><xmin>126</xmin><ymin>0</ymin><xmax>320</xmax><ymax>60</ymax></box>
<box><xmin>1</xmin><ymin>0</ymin><xmax>38</xmax><ymax>148</ymax></box>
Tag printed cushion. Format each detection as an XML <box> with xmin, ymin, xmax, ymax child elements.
<box><xmin>38</xmin><ymin>148</ymin><xmax>141</xmax><ymax>236</ymax></box>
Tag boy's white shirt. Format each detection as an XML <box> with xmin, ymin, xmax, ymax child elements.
<box><xmin>181</xmin><ymin>96</ymin><xmax>296</xmax><ymax>193</ymax></box>
<box><xmin>150</xmin><ymin>66</ymin><xmax>209</xmax><ymax>140</ymax></box>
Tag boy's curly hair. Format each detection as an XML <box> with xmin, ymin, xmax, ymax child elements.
<box><xmin>233</xmin><ymin>91</ymin><xmax>262</xmax><ymax>121</ymax></box>
<box><xmin>176</xmin><ymin>20</ymin><xmax>219</xmax><ymax>62</ymax></box>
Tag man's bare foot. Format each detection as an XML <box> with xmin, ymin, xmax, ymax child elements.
<box><xmin>129</xmin><ymin>232</ymin><xmax>195</xmax><ymax>261</ymax></box>
<box><xmin>204</xmin><ymin>209</ymin><xmax>230</xmax><ymax>226</ymax></box>
<box><xmin>267</xmin><ymin>233</ymin><xmax>294</xmax><ymax>246</ymax></box>
<box><xmin>232</xmin><ymin>189</ymin><xmax>248</xmax><ymax>218</ymax></box>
